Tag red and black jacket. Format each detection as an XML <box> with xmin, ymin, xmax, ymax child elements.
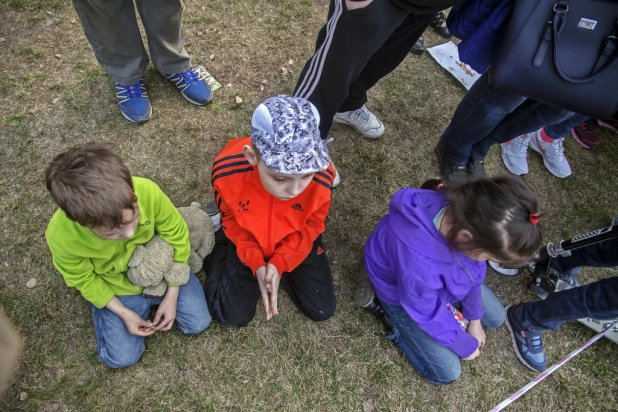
<box><xmin>212</xmin><ymin>137</ymin><xmax>335</xmax><ymax>276</ymax></box>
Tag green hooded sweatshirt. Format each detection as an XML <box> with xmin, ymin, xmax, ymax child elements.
<box><xmin>45</xmin><ymin>177</ymin><xmax>190</xmax><ymax>308</ymax></box>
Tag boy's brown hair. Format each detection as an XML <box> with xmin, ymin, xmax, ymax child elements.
<box><xmin>46</xmin><ymin>143</ymin><xmax>137</xmax><ymax>228</ymax></box>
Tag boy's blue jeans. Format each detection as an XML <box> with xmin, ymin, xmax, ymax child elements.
<box><xmin>89</xmin><ymin>273</ymin><xmax>211</xmax><ymax>368</ymax></box>
<box><xmin>381</xmin><ymin>284</ymin><xmax>505</xmax><ymax>385</ymax></box>
<box><xmin>438</xmin><ymin>70</ymin><xmax>574</xmax><ymax>165</ymax></box>
<box><xmin>519</xmin><ymin>236</ymin><xmax>618</xmax><ymax>330</ymax></box>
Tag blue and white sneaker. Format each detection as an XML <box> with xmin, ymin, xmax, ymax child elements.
<box><xmin>505</xmin><ymin>304</ymin><xmax>547</xmax><ymax>371</ymax></box>
<box><xmin>115</xmin><ymin>80</ymin><xmax>152</xmax><ymax>123</ymax></box>
<box><xmin>164</xmin><ymin>66</ymin><xmax>213</xmax><ymax>106</ymax></box>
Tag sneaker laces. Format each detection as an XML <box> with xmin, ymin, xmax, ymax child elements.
<box><xmin>513</xmin><ymin>135</ymin><xmax>530</xmax><ymax>157</ymax></box>
<box><xmin>350</xmin><ymin>106</ymin><xmax>371</xmax><ymax>122</ymax></box>
<box><xmin>167</xmin><ymin>67</ymin><xmax>206</xmax><ymax>90</ymax></box>
<box><xmin>546</xmin><ymin>138</ymin><xmax>566</xmax><ymax>162</ymax></box>
<box><xmin>116</xmin><ymin>81</ymin><xmax>147</xmax><ymax>103</ymax></box>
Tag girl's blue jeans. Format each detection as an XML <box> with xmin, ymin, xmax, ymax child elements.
<box><xmin>89</xmin><ymin>273</ymin><xmax>211</xmax><ymax>368</ymax></box>
<box><xmin>381</xmin><ymin>284</ymin><xmax>504</xmax><ymax>385</ymax></box>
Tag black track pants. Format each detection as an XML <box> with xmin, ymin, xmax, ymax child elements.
<box><xmin>203</xmin><ymin>230</ymin><xmax>336</xmax><ymax>326</ymax></box>
<box><xmin>294</xmin><ymin>0</ymin><xmax>436</xmax><ymax>138</ymax></box>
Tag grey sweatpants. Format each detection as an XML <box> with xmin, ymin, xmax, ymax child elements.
<box><xmin>72</xmin><ymin>0</ymin><xmax>192</xmax><ymax>85</ymax></box>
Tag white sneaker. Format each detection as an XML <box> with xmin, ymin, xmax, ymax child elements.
<box><xmin>501</xmin><ymin>135</ymin><xmax>530</xmax><ymax>175</ymax></box>
<box><xmin>528</xmin><ymin>129</ymin><xmax>572</xmax><ymax>178</ymax></box>
<box><xmin>488</xmin><ymin>260</ymin><xmax>522</xmax><ymax>276</ymax></box>
<box><xmin>333</xmin><ymin>168</ymin><xmax>341</xmax><ymax>187</ymax></box>
<box><xmin>333</xmin><ymin>105</ymin><xmax>385</xmax><ymax>138</ymax></box>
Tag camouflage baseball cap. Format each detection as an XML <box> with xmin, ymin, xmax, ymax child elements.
<box><xmin>251</xmin><ymin>95</ymin><xmax>331</xmax><ymax>175</ymax></box>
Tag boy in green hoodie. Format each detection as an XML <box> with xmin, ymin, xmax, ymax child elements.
<box><xmin>45</xmin><ymin>143</ymin><xmax>211</xmax><ymax>368</ymax></box>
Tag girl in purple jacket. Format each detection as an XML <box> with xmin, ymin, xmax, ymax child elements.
<box><xmin>357</xmin><ymin>175</ymin><xmax>543</xmax><ymax>384</ymax></box>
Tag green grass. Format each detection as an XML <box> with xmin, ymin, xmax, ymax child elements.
<box><xmin>1</xmin><ymin>0</ymin><xmax>617</xmax><ymax>410</ymax></box>
<box><xmin>3</xmin><ymin>0</ymin><xmax>64</xmax><ymax>11</ymax></box>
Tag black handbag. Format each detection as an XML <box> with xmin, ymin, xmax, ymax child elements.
<box><xmin>489</xmin><ymin>0</ymin><xmax>618</xmax><ymax>119</ymax></box>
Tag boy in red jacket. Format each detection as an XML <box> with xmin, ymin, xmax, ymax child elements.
<box><xmin>204</xmin><ymin>95</ymin><xmax>336</xmax><ymax>325</ymax></box>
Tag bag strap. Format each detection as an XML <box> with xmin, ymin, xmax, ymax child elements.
<box><xmin>551</xmin><ymin>1</ymin><xmax>618</xmax><ymax>84</ymax></box>
<box><xmin>592</xmin><ymin>24</ymin><xmax>618</xmax><ymax>73</ymax></box>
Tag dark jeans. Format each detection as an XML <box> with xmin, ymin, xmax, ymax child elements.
<box><xmin>439</xmin><ymin>70</ymin><xmax>574</xmax><ymax>166</ymax></box>
<box><xmin>544</xmin><ymin>113</ymin><xmax>590</xmax><ymax>140</ymax></box>
<box><xmin>519</xmin><ymin>237</ymin><xmax>618</xmax><ymax>331</ymax></box>
<box><xmin>294</xmin><ymin>0</ymin><xmax>437</xmax><ymax>139</ymax></box>
<box><xmin>203</xmin><ymin>230</ymin><xmax>336</xmax><ymax>326</ymax></box>
<box><xmin>382</xmin><ymin>285</ymin><xmax>504</xmax><ymax>385</ymax></box>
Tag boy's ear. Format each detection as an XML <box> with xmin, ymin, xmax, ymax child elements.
<box><xmin>243</xmin><ymin>145</ymin><xmax>258</xmax><ymax>166</ymax></box>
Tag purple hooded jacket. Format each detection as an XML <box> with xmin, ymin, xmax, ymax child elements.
<box><xmin>364</xmin><ymin>188</ymin><xmax>486</xmax><ymax>358</ymax></box>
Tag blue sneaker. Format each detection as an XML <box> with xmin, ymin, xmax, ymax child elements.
<box><xmin>115</xmin><ymin>80</ymin><xmax>152</xmax><ymax>123</ymax></box>
<box><xmin>164</xmin><ymin>66</ymin><xmax>213</xmax><ymax>106</ymax></box>
<box><xmin>505</xmin><ymin>304</ymin><xmax>547</xmax><ymax>371</ymax></box>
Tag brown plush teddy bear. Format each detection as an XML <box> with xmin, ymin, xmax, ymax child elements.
<box><xmin>127</xmin><ymin>202</ymin><xmax>215</xmax><ymax>297</ymax></box>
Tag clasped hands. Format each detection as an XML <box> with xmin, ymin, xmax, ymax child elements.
<box><xmin>256</xmin><ymin>263</ymin><xmax>280</xmax><ymax>320</ymax></box>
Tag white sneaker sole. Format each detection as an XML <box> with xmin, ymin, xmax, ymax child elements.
<box><xmin>488</xmin><ymin>260</ymin><xmax>521</xmax><ymax>276</ymax></box>
<box><xmin>180</xmin><ymin>91</ymin><xmax>213</xmax><ymax>106</ymax></box>
<box><xmin>119</xmin><ymin>104</ymin><xmax>152</xmax><ymax>123</ymax></box>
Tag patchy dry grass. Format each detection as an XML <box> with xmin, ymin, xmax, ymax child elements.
<box><xmin>1</xmin><ymin>0</ymin><xmax>617</xmax><ymax>410</ymax></box>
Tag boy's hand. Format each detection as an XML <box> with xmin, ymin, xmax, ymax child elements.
<box><xmin>153</xmin><ymin>286</ymin><xmax>179</xmax><ymax>331</ymax></box>
<box><xmin>264</xmin><ymin>264</ymin><xmax>280</xmax><ymax>318</ymax></box>
<box><xmin>256</xmin><ymin>266</ymin><xmax>272</xmax><ymax>320</ymax></box>
<box><xmin>256</xmin><ymin>265</ymin><xmax>280</xmax><ymax>321</ymax></box>
<box><xmin>106</xmin><ymin>296</ymin><xmax>155</xmax><ymax>337</ymax></box>
<box><xmin>122</xmin><ymin>310</ymin><xmax>156</xmax><ymax>337</ymax></box>
<box><xmin>467</xmin><ymin>320</ymin><xmax>486</xmax><ymax>350</ymax></box>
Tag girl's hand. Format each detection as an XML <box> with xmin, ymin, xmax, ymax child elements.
<box><xmin>467</xmin><ymin>320</ymin><xmax>486</xmax><ymax>349</ymax></box>
<box><xmin>462</xmin><ymin>348</ymin><xmax>481</xmax><ymax>361</ymax></box>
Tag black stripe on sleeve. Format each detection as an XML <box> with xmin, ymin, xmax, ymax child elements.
<box><xmin>212</xmin><ymin>160</ymin><xmax>251</xmax><ymax>176</ymax></box>
<box><xmin>316</xmin><ymin>171</ymin><xmax>333</xmax><ymax>184</ymax></box>
<box><xmin>212</xmin><ymin>153</ymin><xmax>246</xmax><ymax>167</ymax></box>
<box><xmin>312</xmin><ymin>177</ymin><xmax>332</xmax><ymax>191</ymax></box>
<box><xmin>212</xmin><ymin>166</ymin><xmax>254</xmax><ymax>182</ymax></box>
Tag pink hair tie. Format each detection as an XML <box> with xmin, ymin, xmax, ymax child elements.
<box><xmin>529</xmin><ymin>213</ymin><xmax>541</xmax><ymax>225</ymax></box>
<box><xmin>437</xmin><ymin>183</ymin><xmax>444</xmax><ymax>189</ymax></box>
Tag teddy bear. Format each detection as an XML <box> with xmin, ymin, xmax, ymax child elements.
<box><xmin>127</xmin><ymin>202</ymin><xmax>215</xmax><ymax>297</ymax></box>
<box><xmin>177</xmin><ymin>202</ymin><xmax>216</xmax><ymax>273</ymax></box>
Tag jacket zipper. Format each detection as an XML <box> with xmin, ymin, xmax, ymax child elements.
<box><xmin>120</xmin><ymin>239</ymin><xmax>140</xmax><ymax>292</ymax></box>
<box><xmin>118</xmin><ymin>239</ymin><xmax>125</xmax><ymax>272</ymax></box>
<box><xmin>267</xmin><ymin>196</ymin><xmax>274</xmax><ymax>257</ymax></box>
